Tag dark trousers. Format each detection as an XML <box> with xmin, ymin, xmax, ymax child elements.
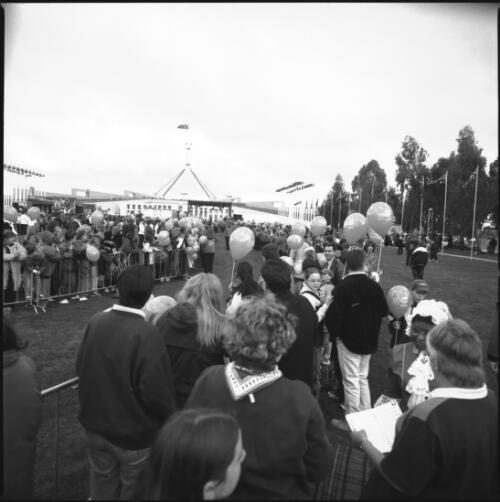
<box><xmin>411</xmin><ymin>265</ymin><xmax>425</xmax><ymax>279</ymax></box>
<box><xmin>201</xmin><ymin>253</ymin><xmax>215</xmax><ymax>273</ymax></box>
<box><xmin>225</xmin><ymin>236</ymin><xmax>230</xmax><ymax>250</ymax></box>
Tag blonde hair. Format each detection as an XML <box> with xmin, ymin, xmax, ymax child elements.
<box><xmin>177</xmin><ymin>273</ymin><xmax>227</xmax><ymax>347</ymax></box>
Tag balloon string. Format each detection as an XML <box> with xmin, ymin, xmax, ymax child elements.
<box><xmin>231</xmin><ymin>259</ymin><xmax>236</xmax><ymax>288</ymax></box>
<box><xmin>376</xmin><ymin>237</ymin><xmax>383</xmax><ymax>274</ymax></box>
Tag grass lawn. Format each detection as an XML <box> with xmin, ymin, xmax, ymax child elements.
<box><xmin>6</xmin><ymin>233</ymin><xmax>498</xmax><ymax>499</ymax></box>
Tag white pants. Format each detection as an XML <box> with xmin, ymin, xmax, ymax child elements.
<box><xmin>336</xmin><ymin>338</ymin><xmax>371</xmax><ymax>413</ymax></box>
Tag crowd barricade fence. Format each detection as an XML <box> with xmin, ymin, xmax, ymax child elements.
<box><xmin>3</xmin><ymin>248</ymin><xmax>190</xmax><ymax>313</ymax></box>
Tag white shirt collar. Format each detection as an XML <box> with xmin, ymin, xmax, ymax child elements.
<box><xmin>105</xmin><ymin>304</ymin><xmax>146</xmax><ymax>319</ymax></box>
<box><xmin>429</xmin><ymin>384</ymin><xmax>488</xmax><ymax>400</ymax></box>
<box><xmin>345</xmin><ymin>270</ymin><xmax>366</xmax><ymax>278</ymax></box>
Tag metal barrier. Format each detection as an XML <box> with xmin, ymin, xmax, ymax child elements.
<box><xmin>3</xmin><ymin>248</ymin><xmax>193</xmax><ymax>312</ymax></box>
<box><xmin>40</xmin><ymin>377</ymin><xmax>80</xmax><ymax>499</ymax></box>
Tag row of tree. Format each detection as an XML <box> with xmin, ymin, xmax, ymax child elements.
<box><xmin>319</xmin><ymin>126</ymin><xmax>498</xmax><ymax>238</ymax></box>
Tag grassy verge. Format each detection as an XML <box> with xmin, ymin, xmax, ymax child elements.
<box><xmin>7</xmin><ymin>236</ymin><xmax>498</xmax><ymax>499</ymax></box>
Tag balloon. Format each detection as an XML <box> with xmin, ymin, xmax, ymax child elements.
<box><xmin>342</xmin><ymin>212</ymin><xmax>368</xmax><ymax>245</ymax></box>
<box><xmin>199</xmin><ymin>235</ymin><xmax>208</xmax><ymax>245</ymax></box>
<box><xmin>317</xmin><ymin>252</ymin><xmax>327</xmax><ymax>267</ymax></box>
<box><xmin>229</xmin><ymin>227</ymin><xmax>256</xmax><ymax>260</ymax></box>
<box><xmin>158</xmin><ymin>230</ymin><xmax>170</xmax><ymax>246</ymax></box>
<box><xmin>4</xmin><ymin>206</ymin><xmax>18</xmax><ymax>223</ymax></box>
<box><xmin>386</xmin><ymin>285</ymin><xmax>412</xmax><ymax>318</ymax></box>
<box><xmin>291</xmin><ymin>222</ymin><xmax>307</xmax><ymax>238</ymax></box>
<box><xmin>90</xmin><ymin>210</ymin><xmax>104</xmax><ymax>225</ymax></box>
<box><xmin>192</xmin><ymin>243</ymin><xmax>200</xmax><ymax>253</ymax></box>
<box><xmin>143</xmin><ymin>295</ymin><xmax>177</xmax><ymax>321</ymax></box>
<box><xmin>179</xmin><ymin>211</ymin><xmax>187</xmax><ymax>219</ymax></box>
<box><xmin>367</xmin><ymin>202</ymin><xmax>394</xmax><ymax>236</ymax></box>
<box><xmin>191</xmin><ymin>227</ymin><xmax>200</xmax><ymax>235</ymax></box>
<box><xmin>310</xmin><ymin>216</ymin><xmax>327</xmax><ymax>237</ymax></box>
<box><xmin>165</xmin><ymin>220</ymin><xmax>174</xmax><ymax>231</ymax></box>
<box><xmin>287</xmin><ymin>234</ymin><xmax>304</xmax><ymax>250</ymax></box>
<box><xmin>442</xmin><ymin>240</ymin><xmax>448</xmax><ymax>248</ymax></box>
<box><xmin>86</xmin><ymin>244</ymin><xmax>100</xmax><ymax>262</ymax></box>
<box><xmin>27</xmin><ymin>206</ymin><xmax>41</xmax><ymax>220</ymax></box>
<box><xmin>191</xmin><ymin>252</ymin><xmax>199</xmax><ymax>260</ymax></box>
<box><xmin>185</xmin><ymin>246</ymin><xmax>194</xmax><ymax>255</ymax></box>
<box><xmin>186</xmin><ymin>235</ymin><xmax>195</xmax><ymax>246</ymax></box>
<box><xmin>367</xmin><ymin>226</ymin><xmax>384</xmax><ymax>246</ymax></box>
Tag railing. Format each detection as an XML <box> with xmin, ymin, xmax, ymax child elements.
<box><xmin>40</xmin><ymin>377</ymin><xmax>80</xmax><ymax>499</ymax></box>
<box><xmin>4</xmin><ymin>248</ymin><xmax>192</xmax><ymax>313</ymax></box>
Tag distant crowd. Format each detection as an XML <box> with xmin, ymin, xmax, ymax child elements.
<box><xmin>3</xmin><ymin>210</ymin><xmax>498</xmax><ymax>499</ymax></box>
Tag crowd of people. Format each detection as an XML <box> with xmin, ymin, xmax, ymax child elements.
<box><xmin>3</xmin><ymin>210</ymin><xmax>498</xmax><ymax>500</ymax></box>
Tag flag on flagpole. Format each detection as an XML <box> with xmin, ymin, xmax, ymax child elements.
<box><xmin>177</xmin><ymin>124</ymin><xmax>189</xmax><ymax>129</ymax></box>
<box><xmin>427</xmin><ymin>174</ymin><xmax>446</xmax><ymax>185</ymax></box>
<box><xmin>463</xmin><ymin>167</ymin><xmax>479</xmax><ymax>187</ymax></box>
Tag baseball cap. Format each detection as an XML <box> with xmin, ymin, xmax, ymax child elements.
<box><xmin>412</xmin><ymin>279</ymin><xmax>429</xmax><ymax>293</ymax></box>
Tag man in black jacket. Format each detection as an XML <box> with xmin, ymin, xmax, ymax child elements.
<box><xmin>76</xmin><ymin>265</ymin><xmax>177</xmax><ymax>499</ymax></box>
<box><xmin>324</xmin><ymin>248</ymin><xmax>388</xmax><ymax>430</ymax></box>
<box><xmin>261</xmin><ymin>258</ymin><xmax>320</xmax><ymax>393</ymax></box>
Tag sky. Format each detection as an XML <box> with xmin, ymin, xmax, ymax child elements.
<box><xmin>3</xmin><ymin>3</ymin><xmax>498</xmax><ymax>204</ymax></box>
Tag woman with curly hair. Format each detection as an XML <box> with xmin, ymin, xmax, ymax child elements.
<box><xmin>186</xmin><ymin>296</ymin><xmax>330</xmax><ymax>499</ymax></box>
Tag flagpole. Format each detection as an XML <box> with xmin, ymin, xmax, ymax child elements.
<box><xmin>470</xmin><ymin>167</ymin><xmax>479</xmax><ymax>260</ymax></box>
<box><xmin>440</xmin><ymin>171</ymin><xmax>448</xmax><ymax>255</ymax></box>
<box><xmin>358</xmin><ymin>188</ymin><xmax>362</xmax><ymax>212</ymax></box>
<box><xmin>330</xmin><ymin>192</ymin><xmax>334</xmax><ymax>228</ymax></box>
<box><xmin>401</xmin><ymin>185</ymin><xmax>406</xmax><ymax>233</ymax></box>
<box><xmin>337</xmin><ymin>191</ymin><xmax>342</xmax><ymax>230</ymax></box>
<box><xmin>418</xmin><ymin>177</ymin><xmax>424</xmax><ymax>241</ymax></box>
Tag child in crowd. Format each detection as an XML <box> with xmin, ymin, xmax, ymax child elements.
<box><xmin>137</xmin><ymin>409</ymin><xmax>243</xmax><ymax>500</ymax></box>
<box><xmin>300</xmin><ymin>265</ymin><xmax>333</xmax><ymax>397</ymax></box>
<box><xmin>388</xmin><ymin>279</ymin><xmax>429</xmax><ymax>348</ymax></box>
<box><xmin>386</xmin><ymin>299</ymin><xmax>452</xmax><ymax>410</ymax></box>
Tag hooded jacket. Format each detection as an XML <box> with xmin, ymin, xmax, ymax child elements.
<box><xmin>156</xmin><ymin>302</ymin><xmax>225</xmax><ymax>408</ymax></box>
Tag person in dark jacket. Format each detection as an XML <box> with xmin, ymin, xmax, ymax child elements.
<box><xmin>410</xmin><ymin>242</ymin><xmax>429</xmax><ymax>279</ymax></box>
<box><xmin>261</xmin><ymin>258</ymin><xmax>320</xmax><ymax>390</ymax></box>
<box><xmin>186</xmin><ymin>296</ymin><xmax>330</xmax><ymax>499</ymax></box>
<box><xmin>3</xmin><ymin>316</ymin><xmax>42</xmax><ymax>500</ymax></box>
<box><xmin>155</xmin><ymin>302</ymin><xmax>224</xmax><ymax>409</ymax></box>
<box><xmin>76</xmin><ymin>265</ymin><xmax>177</xmax><ymax>500</ymax></box>
<box><xmin>324</xmin><ymin>247</ymin><xmax>388</xmax><ymax>430</ymax></box>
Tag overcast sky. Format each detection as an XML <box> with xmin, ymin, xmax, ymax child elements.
<box><xmin>4</xmin><ymin>3</ymin><xmax>498</xmax><ymax>203</ymax></box>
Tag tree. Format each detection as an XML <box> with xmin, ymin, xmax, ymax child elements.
<box><xmin>487</xmin><ymin>158</ymin><xmax>498</xmax><ymax>227</ymax></box>
<box><xmin>350</xmin><ymin>160</ymin><xmax>388</xmax><ymax>215</ymax></box>
<box><xmin>394</xmin><ymin>136</ymin><xmax>429</xmax><ymax>233</ymax></box>
<box><xmin>445</xmin><ymin>126</ymin><xmax>488</xmax><ymax>237</ymax></box>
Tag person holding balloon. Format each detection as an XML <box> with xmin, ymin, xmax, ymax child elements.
<box><xmin>3</xmin><ymin>230</ymin><xmax>27</xmax><ymax>306</ymax></box>
<box><xmin>385</xmin><ymin>300</ymin><xmax>452</xmax><ymax>412</ymax></box>
<box><xmin>387</xmin><ymin>280</ymin><xmax>430</xmax><ymax>349</ymax></box>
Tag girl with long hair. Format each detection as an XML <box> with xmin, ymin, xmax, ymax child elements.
<box><xmin>137</xmin><ymin>408</ymin><xmax>244</xmax><ymax>500</ymax></box>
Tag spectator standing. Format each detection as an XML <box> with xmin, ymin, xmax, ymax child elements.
<box><xmin>156</xmin><ymin>301</ymin><xmax>224</xmax><ymax>409</ymax></box>
<box><xmin>354</xmin><ymin>319</ymin><xmax>498</xmax><ymax>500</ymax></box>
<box><xmin>3</xmin><ymin>316</ymin><xmax>42</xmax><ymax>499</ymax></box>
<box><xmin>323</xmin><ymin>240</ymin><xmax>344</xmax><ymax>287</ymax></box>
<box><xmin>261</xmin><ymin>258</ymin><xmax>319</xmax><ymax>390</ymax></box>
<box><xmin>3</xmin><ymin>229</ymin><xmax>26</xmax><ymax>305</ymax></box>
<box><xmin>224</xmin><ymin>218</ymin><xmax>234</xmax><ymax>251</ymax></box>
<box><xmin>76</xmin><ymin>265</ymin><xmax>177</xmax><ymax>500</ymax></box>
<box><xmin>226</xmin><ymin>261</ymin><xmax>264</xmax><ymax>317</ymax></box>
<box><xmin>200</xmin><ymin>226</ymin><xmax>217</xmax><ymax>273</ymax></box>
<box><xmin>324</xmin><ymin>247</ymin><xmax>388</xmax><ymax>429</ymax></box>
<box><xmin>186</xmin><ymin>297</ymin><xmax>330</xmax><ymax>499</ymax></box>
